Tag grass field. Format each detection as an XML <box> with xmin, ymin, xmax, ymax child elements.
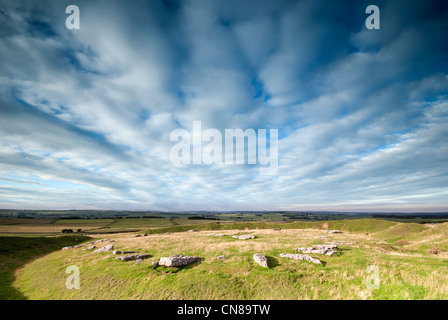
<box><xmin>8</xmin><ymin>219</ymin><xmax>448</xmax><ymax>300</ymax></box>
<box><xmin>0</xmin><ymin>217</ymin><xmax>222</xmax><ymax>236</ymax></box>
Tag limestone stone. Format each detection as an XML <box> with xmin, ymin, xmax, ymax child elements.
<box><xmin>93</xmin><ymin>244</ymin><xmax>114</xmax><ymax>253</ymax></box>
<box><xmin>279</xmin><ymin>253</ymin><xmax>321</xmax><ymax>264</ymax></box>
<box><xmin>253</xmin><ymin>253</ymin><xmax>269</xmax><ymax>268</ymax></box>
<box><xmin>232</xmin><ymin>234</ymin><xmax>255</xmax><ymax>240</ymax></box>
<box><xmin>158</xmin><ymin>255</ymin><xmax>200</xmax><ymax>267</ymax></box>
<box><xmin>116</xmin><ymin>253</ymin><xmax>150</xmax><ymax>261</ymax></box>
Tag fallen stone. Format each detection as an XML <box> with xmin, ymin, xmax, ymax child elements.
<box><xmin>273</xmin><ymin>228</ymin><xmax>281</xmax><ymax>231</ymax></box>
<box><xmin>112</xmin><ymin>250</ymin><xmax>139</xmax><ymax>255</ymax></box>
<box><xmin>87</xmin><ymin>245</ymin><xmax>96</xmax><ymax>250</ymax></box>
<box><xmin>132</xmin><ymin>234</ymin><xmax>142</xmax><ymax>237</ymax></box>
<box><xmin>134</xmin><ymin>259</ymin><xmax>143</xmax><ymax>264</ymax></box>
<box><xmin>158</xmin><ymin>255</ymin><xmax>200</xmax><ymax>267</ymax></box>
<box><xmin>207</xmin><ymin>233</ymin><xmax>225</xmax><ymax>237</ymax></box>
<box><xmin>253</xmin><ymin>253</ymin><xmax>269</xmax><ymax>268</ymax></box>
<box><xmin>295</xmin><ymin>247</ymin><xmax>313</xmax><ymax>253</ymax></box>
<box><xmin>85</xmin><ymin>239</ymin><xmax>111</xmax><ymax>245</ymax></box>
<box><xmin>116</xmin><ymin>253</ymin><xmax>150</xmax><ymax>261</ymax></box>
<box><xmin>326</xmin><ymin>230</ymin><xmax>342</xmax><ymax>234</ymax></box>
<box><xmin>295</xmin><ymin>244</ymin><xmax>338</xmax><ymax>255</ymax></box>
<box><xmin>280</xmin><ymin>253</ymin><xmax>321</xmax><ymax>264</ymax></box>
<box><xmin>217</xmin><ymin>255</ymin><xmax>226</xmax><ymax>259</ymax></box>
<box><xmin>313</xmin><ymin>244</ymin><xmax>338</xmax><ymax>250</ymax></box>
<box><xmin>187</xmin><ymin>229</ymin><xmax>198</xmax><ymax>232</ymax></box>
<box><xmin>62</xmin><ymin>245</ymin><xmax>82</xmax><ymax>250</ymax></box>
<box><xmin>232</xmin><ymin>234</ymin><xmax>255</xmax><ymax>240</ymax></box>
<box><xmin>93</xmin><ymin>244</ymin><xmax>114</xmax><ymax>253</ymax></box>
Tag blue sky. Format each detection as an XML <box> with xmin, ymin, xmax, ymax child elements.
<box><xmin>0</xmin><ymin>0</ymin><xmax>447</xmax><ymax>212</ymax></box>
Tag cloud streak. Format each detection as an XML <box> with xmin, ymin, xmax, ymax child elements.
<box><xmin>0</xmin><ymin>0</ymin><xmax>447</xmax><ymax>212</ymax></box>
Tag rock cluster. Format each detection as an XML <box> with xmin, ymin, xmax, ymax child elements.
<box><xmin>232</xmin><ymin>234</ymin><xmax>255</xmax><ymax>240</ymax></box>
<box><xmin>295</xmin><ymin>244</ymin><xmax>338</xmax><ymax>256</ymax></box>
<box><xmin>158</xmin><ymin>255</ymin><xmax>200</xmax><ymax>267</ymax></box>
<box><xmin>253</xmin><ymin>253</ymin><xmax>269</xmax><ymax>268</ymax></box>
<box><xmin>279</xmin><ymin>253</ymin><xmax>322</xmax><ymax>264</ymax></box>
<box><xmin>62</xmin><ymin>245</ymin><xmax>83</xmax><ymax>250</ymax></box>
<box><xmin>116</xmin><ymin>253</ymin><xmax>150</xmax><ymax>261</ymax></box>
<box><xmin>112</xmin><ymin>250</ymin><xmax>139</xmax><ymax>255</ymax></box>
<box><xmin>93</xmin><ymin>244</ymin><xmax>114</xmax><ymax>253</ymax></box>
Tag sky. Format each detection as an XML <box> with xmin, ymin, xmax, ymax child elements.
<box><xmin>0</xmin><ymin>0</ymin><xmax>447</xmax><ymax>212</ymax></box>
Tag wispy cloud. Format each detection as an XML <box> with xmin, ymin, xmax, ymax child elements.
<box><xmin>0</xmin><ymin>0</ymin><xmax>447</xmax><ymax>211</ymax></box>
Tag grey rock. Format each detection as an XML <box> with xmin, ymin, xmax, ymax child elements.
<box><xmin>116</xmin><ymin>253</ymin><xmax>150</xmax><ymax>261</ymax></box>
<box><xmin>112</xmin><ymin>250</ymin><xmax>139</xmax><ymax>255</ymax></box>
<box><xmin>253</xmin><ymin>253</ymin><xmax>269</xmax><ymax>268</ymax></box>
<box><xmin>280</xmin><ymin>253</ymin><xmax>321</xmax><ymax>264</ymax></box>
<box><xmin>232</xmin><ymin>234</ymin><xmax>255</xmax><ymax>240</ymax></box>
<box><xmin>158</xmin><ymin>255</ymin><xmax>200</xmax><ymax>267</ymax></box>
<box><xmin>93</xmin><ymin>244</ymin><xmax>114</xmax><ymax>253</ymax></box>
<box><xmin>217</xmin><ymin>255</ymin><xmax>226</xmax><ymax>259</ymax></box>
<box><xmin>62</xmin><ymin>245</ymin><xmax>82</xmax><ymax>250</ymax></box>
<box><xmin>295</xmin><ymin>244</ymin><xmax>338</xmax><ymax>255</ymax></box>
<box><xmin>134</xmin><ymin>259</ymin><xmax>143</xmax><ymax>264</ymax></box>
<box><xmin>115</xmin><ymin>253</ymin><xmax>149</xmax><ymax>261</ymax></box>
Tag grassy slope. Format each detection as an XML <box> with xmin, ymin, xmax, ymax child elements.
<box><xmin>143</xmin><ymin>218</ymin><xmax>397</xmax><ymax>235</ymax></box>
<box><xmin>12</xmin><ymin>219</ymin><xmax>448</xmax><ymax>300</ymax></box>
<box><xmin>0</xmin><ymin>235</ymin><xmax>91</xmax><ymax>299</ymax></box>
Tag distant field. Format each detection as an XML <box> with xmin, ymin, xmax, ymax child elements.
<box><xmin>11</xmin><ymin>219</ymin><xmax>448</xmax><ymax>300</ymax></box>
<box><xmin>0</xmin><ymin>218</ymin><xmax>114</xmax><ymax>235</ymax></box>
<box><xmin>0</xmin><ymin>217</ymin><xmax>226</xmax><ymax>235</ymax></box>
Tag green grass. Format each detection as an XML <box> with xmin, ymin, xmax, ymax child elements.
<box><xmin>0</xmin><ymin>235</ymin><xmax>91</xmax><ymax>299</ymax></box>
<box><xmin>143</xmin><ymin>218</ymin><xmax>397</xmax><ymax>235</ymax></box>
<box><xmin>6</xmin><ymin>219</ymin><xmax>448</xmax><ymax>300</ymax></box>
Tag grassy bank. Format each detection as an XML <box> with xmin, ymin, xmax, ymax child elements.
<box><xmin>12</xmin><ymin>220</ymin><xmax>448</xmax><ymax>300</ymax></box>
<box><xmin>0</xmin><ymin>235</ymin><xmax>91</xmax><ymax>299</ymax></box>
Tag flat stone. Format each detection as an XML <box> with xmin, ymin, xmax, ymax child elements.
<box><xmin>253</xmin><ymin>253</ymin><xmax>269</xmax><ymax>268</ymax></box>
<box><xmin>280</xmin><ymin>253</ymin><xmax>321</xmax><ymax>264</ymax></box>
<box><xmin>112</xmin><ymin>250</ymin><xmax>139</xmax><ymax>255</ymax></box>
<box><xmin>93</xmin><ymin>244</ymin><xmax>114</xmax><ymax>253</ymax></box>
<box><xmin>116</xmin><ymin>253</ymin><xmax>150</xmax><ymax>261</ymax></box>
<box><xmin>158</xmin><ymin>255</ymin><xmax>200</xmax><ymax>267</ymax></box>
<box><xmin>232</xmin><ymin>234</ymin><xmax>255</xmax><ymax>240</ymax></box>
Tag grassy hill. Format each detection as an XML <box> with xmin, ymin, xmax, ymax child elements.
<box><xmin>10</xmin><ymin>219</ymin><xmax>448</xmax><ymax>300</ymax></box>
<box><xmin>0</xmin><ymin>235</ymin><xmax>91</xmax><ymax>299</ymax></box>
